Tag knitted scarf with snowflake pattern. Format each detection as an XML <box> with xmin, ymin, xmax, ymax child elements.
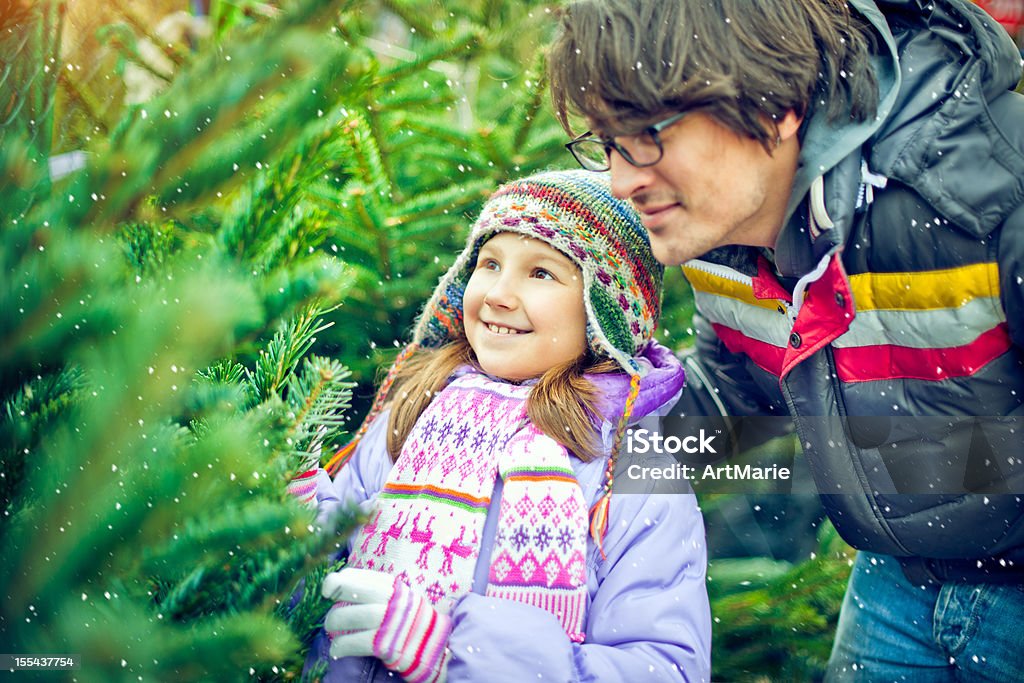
<box><xmin>345</xmin><ymin>372</ymin><xmax>589</xmax><ymax>643</ymax></box>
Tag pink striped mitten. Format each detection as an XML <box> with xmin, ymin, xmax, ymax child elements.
<box><xmin>373</xmin><ymin>577</ymin><xmax>452</xmax><ymax>683</ymax></box>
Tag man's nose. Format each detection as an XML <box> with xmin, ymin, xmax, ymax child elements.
<box><xmin>608</xmin><ymin>149</ymin><xmax>653</xmax><ymax>200</ymax></box>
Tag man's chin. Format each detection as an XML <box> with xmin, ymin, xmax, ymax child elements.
<box><xmin>649</xmin><ymin>235</ymin><xmax>693</xmax><ymax>267</ymax></box>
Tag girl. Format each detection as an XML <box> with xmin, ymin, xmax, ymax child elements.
<box><xmin>295</xmin><ymin>170</ymin><xmax>711</xmax><ymax>682</ymax></box>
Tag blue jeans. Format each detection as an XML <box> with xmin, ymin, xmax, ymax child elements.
<box><xmin>825</xmin><ymin>552</ymin><xmax>1024</xmax><ymax>682</ymax></box>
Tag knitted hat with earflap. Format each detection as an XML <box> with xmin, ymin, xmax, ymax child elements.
<box><xmin>326</xmin><ymin>169</ymin><xmax>664</xmax><ymax>554</ymax></box>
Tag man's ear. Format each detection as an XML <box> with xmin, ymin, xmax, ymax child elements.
<box><xmin>777</xmin><ymin>109</ymin><xmax>803</xmax><ymax>142</ymax></box>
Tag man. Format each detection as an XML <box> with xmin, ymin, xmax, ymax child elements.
<box><xmin>548</xmin><ymin>0</ymin><xmax>1024</xmax><ymax>680</ymax></box>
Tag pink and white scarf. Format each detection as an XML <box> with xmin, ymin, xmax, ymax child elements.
<box><xmin>346</xmin><ymin>372</ymin><xmax>589</xmax><ymax>642</ymax></box>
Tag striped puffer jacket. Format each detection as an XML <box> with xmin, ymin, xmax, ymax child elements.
<box><xmin>675</xmin><ymin>0</ymin><xmax>1024</xmax><ymax>582</ymax></box>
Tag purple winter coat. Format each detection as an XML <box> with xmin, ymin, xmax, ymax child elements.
<box><xmin>304</xmin><ymin>342</ymin><xmax>711</xmax><ymax>682</ymax></box>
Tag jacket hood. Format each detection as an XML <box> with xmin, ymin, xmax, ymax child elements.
<box><xmin>865</xmin><ymin>0</ymin><xmax>1024</xmax><ymax>237</ymax></box>
<box><xmin>786</xmin><ymin>0</ymin><xmax>900</xmax><ymax>223</ymax></box>
<box><xmin>777</xmin><ymin>0</ymin><xmax>1024</xmax><ymax>275</ymax></box>
<box><xmin>588</xmin><ymin>340</ymin><xmax>685</xmax><ymax>425</ymax></box>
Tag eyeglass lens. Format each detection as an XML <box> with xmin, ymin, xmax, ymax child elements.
<box><xmin>571</xmin><ymin>130</ymin><xmax>664</xmax><ymax>171</ymax></box>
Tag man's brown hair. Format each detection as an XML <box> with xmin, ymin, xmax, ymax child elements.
<box><xmin>548</xmin><ymin>0</ymin><xmax>879</xmax><ymax>149</ymax></box>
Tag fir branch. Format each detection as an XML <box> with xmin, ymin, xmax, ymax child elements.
<box><xmin>1</xmin><ymin>365</ymin><xmax>86</xmax><ymax>442</ymax></box>
<box><xmin>376</xmin><ymin>29</ymin><xmax>482</xmax><ymax>86</ymax></box>
<box><xmin>389</xmin><ymin>177</ymin><xmax>493</xmax><ymax>231</ymax></box>
<box><xmin>336</xmin><ymin>112</ymin><xmax>394</xmax><ymax>278</ymax></box>
<box><xmin>708</xmin><ymin>522</ymin><xmax>852</xmax><ymax>681</ymax></box>
<box><xmin>476</xmin><ymin>121</ymin><xmax>507</xmax><ymax>166</ymax></box>
<box><xmin>257</xmin><ymin>257</ymin><xmax>350</xmax><ymax>325</ymax></box>
<box><xmin>226</xmin><ymin>116</ymin><xmax>360</xmax><ymax>267</ymax></box>
<box><xmin>302</xmin><ymin>657</ymin><xmax>329</xmax><ymax>683</ymax></box>
<box><xmin>154</xmin><ymin>565</ymin><xmax>208</xmax><ymax>620</ymax></box>
<box><xmin>197</xmin><ymin>358</ymin><xmax>247</xmax><ymax>386</ymax></box>
<box><xmin>518</xmin><ymin>124</ymin><xmax>577</xmax><ymax>166</ymax></box>
<box><xmin>66</xmin><ymin>10</ymin><xmax>367</xmax><ymax>227</ymax></box>
<box><xmin>1</xmin><ymin>1</ymin><xmax>371</xmax><ymax>677</ymax></box>
<box><xmin>248</xmin><ymin>307</ymin><xmax>334</xmax><ymax>405</ymax></box>
<box><xmin>397</xmin><ymin>145</ymin><xmax>493</xmax><ymax>178</ymax></box>
<box><xmin>217</xmin><ymin>167</ymin><xmax>306</xmax><ymax>266</ymax></box>
<box><xmin>95</xmin><ymin>22</ymin><xmax>175</xmax><ymax>83</ymax></box>
<box><xmin>153</xmin><ymin>611</ymin><xmax>297</xmax><ymax>680</ymax></box>
<box><xmin>365</xmin><ymin>108</ymin><xmax>403</xmax><ymax>203</ymax></box>
<box><xmin>182</xmin><ymin>383</ymin><xmax>248</xmax><ymax>434</ymax></box>
<box><xmin>283</xmin><ymin>355</ymin><xmax>353</xmax><ymax>473</ymax></box>
<box><xmin>0</xmin><ymin>37</ymin><xmax>34</xmax><ymax>129</ymax></box>
<box><xmin>259</xmin><ymin>202</ymin><xmax>332</xmax><ymax>273</ymax></box>
<box><xmin>1</xmin><ymin>265</ymin><xmax>262</xmax><ymax>617</ymax></box>
<box><xmin>373</xmin><ymin>87</ymin><xmax>457</xmax><ymax>112</ymax></box>
<box><xmin>480</xmin><ymin>0</ymin><xmax>503</xmax><ymax>26</ymax></box>
<box><xmin>149</xmin><ymin>39</ymin><xmax>358</xmax><ymax>213</ymax></box>
<box><xmin>208</xmin><ymin>0</ymin><xmax>283</xmax><ymax>42</ymax></box>
<box><xmin>512</xmin><ymin>56</ymin><xmax>548</xmax><ymax>151</ymax></box>
<box><xmin>0</xmin><ymin>0</ymin><xmax>33</xmax><ymax>34</ymax></box>
<box><xmin>278</xmin><ymin>556</ymin><xmax>345</xmax><ymax>649</ymax></box>
<box><xmin>0</xmin><ymin>234</ymin><xmax>121</xmax><ymax>380</ymax></box>
<box><xmin>304</xmin><ymin>182</ymin><xmax>378</xmax><ymax>263</ymax></box>
<box><xmin>399</xmin><ymin>117</ymin><xmax>480</xmax><ymax>157</ymax></box>
<box><xmin>0</xmin><ymin>365</ymin><xmax>86</xmax><ymax>514</ymax></box>
<box><xmin>0</xmin><ymin>0</ymin><xmax>61</xmax><ymax>212</ymax></box>
<box><xmin>339</xmin><ymin>111</ymin><xmax>391</xmax><ymax>199</ymax></box>
<box><xmin>236</xmin><ymin>510</ymin><xmax>357</xmax><ymax>617</ymax></box>
<box><xmin>378</xmin><ymin>0</ymin><xmax>438</xmax><ymax>40</ymax></box>
<box><xmin>389</xmin><ymin>176</ymin><xmax>489</xmax><ymax>222</ymax></box>
<box><xmin>108</xmin><ymin>0</ymin><xmax>189</xmax><ymax>68</ymax></box>
<box><xmin>55</xmin><ymin>68</ymin><xmax>110</xmax><ymax>134</ymax></box>
<box><xmin>275</xmin><ymin>0</ymin><xmax>354</xmax><ymax>32</ymax></box>
<box><xmin>143</xmin><ymin>499</ymin><xmax>300</xmax><ymax>583</ymax></box>
<box><xmin>118</xmin><ymin>221</ymin><xmax>181</xmax><ymax>275</ymax></box>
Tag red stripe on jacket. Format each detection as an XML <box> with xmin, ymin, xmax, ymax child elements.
<box><xmin>833</xmin><ymin>323</ymin><xmax>1012</xmax><ymax>383</ymax></box>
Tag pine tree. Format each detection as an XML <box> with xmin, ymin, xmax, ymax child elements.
<box><xmin>2</xmin><ymin>0</ymin><xmax>849</xmax><ymax>680</ymax></box>
<box><xmin>707</xmin><ymin>518</ymin><xmax>853</xmax><ymax>681</ymax></box>
<box><xmin>2</xmin><ymin>1</ymin><xmax>366</xmax><ymax>679</ymax></box>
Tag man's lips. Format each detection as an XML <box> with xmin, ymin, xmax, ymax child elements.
<box><xmin>634</xmin><ymin>202</ymin><xmax>679</xmax><ymax>229</ymax></box>
<box><xmin>635</xmin><ymin>201</ymin><xmax>677</xmax><ymax>215</ymax></box>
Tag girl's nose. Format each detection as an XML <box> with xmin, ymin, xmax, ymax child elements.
<box><xmin>483</xmin><ymin>274</ymin><xmax>517</xmax><ymax>309</ymax></box>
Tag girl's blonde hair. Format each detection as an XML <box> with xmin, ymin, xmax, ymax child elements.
<box><xmin>385</xmin><ymin>337</ymin><xmax>619</xmax><ymax>463</ymax></box>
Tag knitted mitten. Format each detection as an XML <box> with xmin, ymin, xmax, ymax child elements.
<box><xmin>373</xmin><ymin>578</ymin><xmax>451</xmax><ymax>683</ymax></box>
<box><xmin>285</xmin><ymin>468</ymin><xmax>320</xmax><ymax>507</ymax></box>
<box><xmin>323</xmin><ymin>568</ymin><xmax>451</xmax><ymax>683</ymax></box>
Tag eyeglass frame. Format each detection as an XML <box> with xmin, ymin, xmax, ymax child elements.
<box><xmin>565</xmin><ymin>111</ymin><xmax>688</xmax><ymax>172</ymax></box>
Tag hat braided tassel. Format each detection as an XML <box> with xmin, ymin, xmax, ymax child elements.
<box><xmin>589</xmin><ymin>372</ymin><xmax>641</xmax><ymax>559</ymax></box>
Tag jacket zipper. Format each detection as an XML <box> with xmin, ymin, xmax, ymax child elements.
<box><xmin>683</xmin><ymin>259</ymin><xmax>755</xmax><ymax>287</ymax></box>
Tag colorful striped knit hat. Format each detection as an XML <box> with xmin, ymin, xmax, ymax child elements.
<box><xmin>328</xmin><ymin>169</ymin><xmax>663</xmax><ymax>552</ymax></box>
<box><xmin>414</xmin><ymin>169</ymin><xmax>663</xmax><ymax>371</ymax></box>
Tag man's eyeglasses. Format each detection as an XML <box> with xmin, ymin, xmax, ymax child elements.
<box><xmin>565</xmin><ymin>112</ymin><xmax>687</xmax><ymax>172</ymax></box>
